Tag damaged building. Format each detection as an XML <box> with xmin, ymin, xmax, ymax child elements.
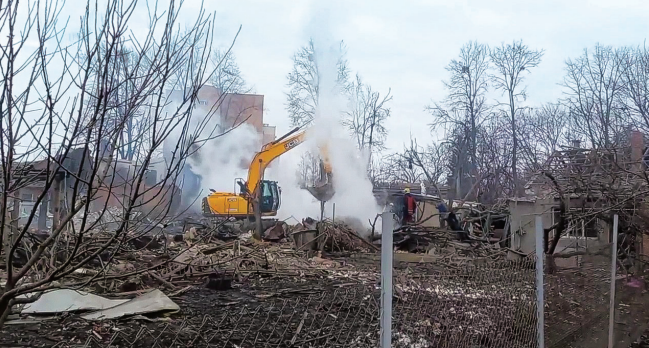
<box><xmin>164</xmin><ymin>85</ymin><xmax>277</xmax><ymax>211</ymax></box>
<box><xmin>508</xmin><ymin>131</ymin><xmax>649</xmax><ymax>269</ymax></box>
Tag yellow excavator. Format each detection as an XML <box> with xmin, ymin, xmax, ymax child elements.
<box><xmin>201</xmin><ymin>126</ymin><xmax>334</xmax><ymax>230</ymax></box>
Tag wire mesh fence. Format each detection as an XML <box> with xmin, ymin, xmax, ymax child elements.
<box><xmin>80</xmin><ymin>285</ymin><xmax>382</xmax><ymax>348</ymax></box>
<box><xmin>539</xmin><ymin>214</ymin><xmax>649</xmax><ymax>348</ymax></box>
<box><xmin>543</xmin><ymin>252</ymin><xmax>614</xmax><ymax>348</ymax></box>
<box><xmin>6</xmin><ymin>214</ymin><xmax>649</xmax><ymax>348</ymax></box>
<box><xmin>390</xmin><ymin>259</ymin><xmax>537</xmax><ymax>348</ymax></box>
<box><xmin>57</xmin><ymin>258</ymin><xmax>539</xmax><ymax>348</ymax></box>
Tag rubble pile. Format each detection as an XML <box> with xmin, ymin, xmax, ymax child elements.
<box><xmin>71</xmin><ymin>206</ymin><xmax>128</xmax><ymax>232</ymax></box>
<box><xmin>287</xmin><ymin>218</ymin><xmax>378</xmax><ymax>253</ymax></box>
<box><xmin>393</xmin><ymin>224</ymin><xmax>508</xmax><ymax>260</ymax></box>
<box><xmin>0</xmin><ymin>207</ymin><xmax>547</xmax><ymax>348</ymax></box>
<box><xmin>6</xmin><ymin>217</ymin><xmax>382</xmax><ymax>297</ymax></box>
<box><xmin>318</xmin><ymin>220</ymin><xmax>378</xmax><ymax>252</ymax></box>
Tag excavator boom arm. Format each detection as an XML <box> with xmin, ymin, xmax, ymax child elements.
<box><xmin>244</xmin><ymin>127</ymin><xmax>331</xmax><ymax>196</ymax></box>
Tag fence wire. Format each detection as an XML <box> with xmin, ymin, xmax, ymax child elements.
<box><xmin>7</xmin><ymin>223</ymin><xmax>649</xmax><ymax>347</ymax></box>
<box><xmin>79</xmin><ymin>286</ymin><xmax>381</xmax><ymax>348</ymax></box>
<box><xmin>543</xmin><ymin>252</ymin><xmax>614</xmax><ymax>348</ymax></box>
<box><xmin>390</xmin><ymin>258</ymin><xmax>537</xmax><ymax>348</ymax></box>
<box><xmin>41</xmin><ymin>257</ymin><xmax>539</xmax><ymax>348</ymax></box>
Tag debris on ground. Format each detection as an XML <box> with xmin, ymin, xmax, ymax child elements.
<box><xmin>8</xmin><ymin>289</ymin><xmax>179</xmax><ymax>325</ymax></box>
<box><xmin>2</xmin><ymin>207</ymin><xmax>636</xmax><ymax>348</ymax></box>
<box><xmin>263</xmin><ymin>221</ymin><xmax>288</xmax><ymax>241</ymax></box>
<box><xmin>20</xmin><ymin>289</ymin><xmax>128</xmax><ymax>314</ymax></box>
<box><xmin>289</xmin><ymin>218</ymin><xmax>378</xmax><ymax>253</ymax></box>
<box><xmin>81</xmin><ymin>289</ymin><xmax>179</xmax><ymax>320</ymax></box>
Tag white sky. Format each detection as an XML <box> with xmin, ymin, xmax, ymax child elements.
<box><xmin>14</xmin><ymin>0</ymin><xmax>649</xmax><ymax>155</ymax></box>
<box><xmin>198</xmin><ymin>0</ymin><xmax>649</xmax><ymax>152</ymax></box>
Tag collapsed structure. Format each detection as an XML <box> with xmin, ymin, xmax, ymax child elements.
<box><xmin>10</xmin><ymin>85</ymin><xmax>279</xmax><ymax>230</ymax></box>
<box><xmin>5</xmin><ymin>133</ymin><xmax>649</xmax><ymax>348</ymax></box>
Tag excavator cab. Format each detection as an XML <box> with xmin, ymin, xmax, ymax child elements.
<box><xmin>259</xmin><ymin>180</ymin><xmax>280</xmax><ymax>213</ymax></box>
<box><xmin>235</xmin><ymin>179</ymin><xmax>280</xmax><ymax>214</ymax></box>
<box><xmin>272</xmin><ymin>182</ymin><xmax>281</xmax><ymax>211</ymax></box>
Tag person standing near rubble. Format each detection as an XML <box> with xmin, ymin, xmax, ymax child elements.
<box><xmin>402</xmin><ymin>188</ymin><xmax>417</xmax><ymax>224</ymax></box>
<box><xmin>437</xmin><ymin>201</ymin><xmax>448</xmax><ymax>228</ymax></box>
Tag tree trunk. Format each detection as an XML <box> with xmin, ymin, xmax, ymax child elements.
<box><xmin>546</xmin><ymin>253</ymin><xmax>557</xmax><ymax>274</ymax></box>
<box><xmin>510</xmin><ymin>92</ymin><xmax>520</xmax><ymax>196</ymax></box>
<box><xmin>51</xmin><ymin>177</ymin><xmax>62</xmax><ymax>231</ymax></box>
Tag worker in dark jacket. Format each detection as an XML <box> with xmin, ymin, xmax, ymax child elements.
<box><xmin>402</xmin><ymin>188</ymin><xmax>417</xmax><ymax>224</ymax></box>
<box><xmin>437</xmin><ymin>202</ymin><xmax>448</xmax><ymax>228</ymax></box>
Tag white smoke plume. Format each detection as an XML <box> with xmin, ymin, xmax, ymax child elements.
<box><xmin>157</xmin><ymin>4</ymin><xmax>382</xmax><ymax>230</ymax></box>
<box><xmin>161</xmin><ymin>98</ymin><xmax>261</xmax><ymax>213</ymax></box>
<box><xmin>309</xmin><ymin>41</ymin><xmax>382</xmax><ymax>235</ymax></box>
<box><xmin>187</xmin><ymin>124</ymin><xmax>260</xmax><ymax>190</ymax></box>
<box><xmin>270</xmin><ymin>7</ymin><xmax>382</xmax><ymax>234</ymax></box>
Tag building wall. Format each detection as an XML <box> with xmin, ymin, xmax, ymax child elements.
<box><xmin>262</xmin><ymin>125</ymin><xmax>276</xmax><ymax>146</ymax></box>
<box><xmin>168</xmin><ymin>85</ymin><xmax>275</xmax><ymax>173</ymax></box>
<box><xmin>509</xmin><ymin>198</ymin><xmax>609</xmax><ymax>266</ymax></box>
<box><xmin>418</xmin><ymin>201</ymin><xmax>441</xmax><ymax>228</ymax></box>
<box><xmin>262</xmin><ymin>124</ymin><xmax>277</xmax><ymax>169</ymax></box>
<box><xmin>91</xmin><ymin>159</ymin><xmax>181</xmax><ymax>217</ymax></box>
<box><xmin>219</xmin><ymin>93</ymin><xmax>264</xmax><ymax>133</ymax></box>
<box><xmin>169</xmin><ymin>85</ymin><xmax>266</xmax><ymax>137</ymax></box>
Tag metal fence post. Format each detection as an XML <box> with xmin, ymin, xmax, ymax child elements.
<box><xmin>380</xmin><ymin>211</ymin><xmax>394</xmax><ymax>348</ymax></box>
<box><xmin>608</xmin><ymin>214</ymin><xmax>619</xmax><ymax>348</ymax></box>
<box><xmin>535</xmin><ymin>216</ymin><xmax>545</xmax><ymax>348</ymax></box>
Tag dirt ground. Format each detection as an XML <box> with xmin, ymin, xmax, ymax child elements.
<box><xmin>0</xmin><ymin>277</ymin><xmax>378</xmax><ymax>348</ymax></box>
<box><xmin>1</xmin><ymin>255</ymin><xmax>647</xmax><ymax>348</ymax></box>
<box><xmin>0</xmin><ymin>261</ymin><xmax>538</xmax><ymax>348</ymax></box>
<box><xmin>546</xmin><ymin>285</ymin><xmax>649</xmax><ymax>348</ymax></box>
<box><xmin>632</xmin><ymin>332</ymin><xmax>649</xmax><ymax>348</ymax></box>
<box><xmin>541</xmin><ymin>255</ymin><xmax>649</xmax><ymax>348</ymax></box>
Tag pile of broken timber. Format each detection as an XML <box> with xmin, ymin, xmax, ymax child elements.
<box><xmin>392</xmin><ymin>224</ymin><xmax>508</xmax><ymax>260</ymax></box>
<box><xmin>288</xmin><ymin>218</ymin><xmax>379</xmax><ymax>253</ymax></box>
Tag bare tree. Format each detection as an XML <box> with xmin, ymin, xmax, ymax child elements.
<box><xmin>0</xmin><ymin>0</ymin><xmax>241</xmax><ymax>327</ymax></box>
<box><xmin>517</xmin><ymin>103</ymin><xmax>570</xmax><ymax>172</ymax></box>
<box><xmin>428</xmin><ymin>41</ymin><xmax>491</xmax><ymax>174</ymax></box>
<box><xmin>210</xmin><ymin>47</ymin><xmax>250</xmax><ymax>94</ymax></box>
<box><xmin>373</xmin><ymin>153</ymin><xmax>423</xmax><ymax>184</ymax></box>
<box><xmin>402</xmin><ymin>139</ymin><xmax>448</xmax><ymax>197</ymax></box>
<box><xmin>344</xmin><ymin>74</ymin><xmax>392</xmax><ymax>167</ymax></box>
<box><xmin>295</xmin><ymin>152</ymin><xmax>322</xmax><ymax>187</ymax></box>
<box><xmin>618</xmin><ymin>44</ymin><xmax>649</xmax><ymax>132</ymax></box>
<box><xmin>82</xmin><ymin>44</ymin><xmax>154</xmax><ymax>162</ymax></box>
<box><xmin>490</xmin><ymin>40</ymin><xmax>544</xmax><ymax>196</ymax></box>
<box><xmin>535</xmin><ymin>144</ymin><xmax>648</xmax><ymax>273</ymax></box>
<box><xmin>285</xmin><ymin>38</ymin><xmax>351</xmax><ymax>127</ymax></box>
<box><xmin>562</xmin><ymin>44</ymin><xmax>626</xmax><ymax>148</ymax></box>
<box><xmin>473</xmin><ymin>117</ymin><xmax>514</xmax><ymax>202</ymax></box>
<box><xmin>286</xmin><ymin>39</ymin><xmax>351</xmax><ymax>186</ymax></box>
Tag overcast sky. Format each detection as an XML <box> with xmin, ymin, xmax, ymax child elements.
<box><xmin>193</xmin><ymin>0</ymin><xmax>648</xmax><ymax>152</ymax></box>
<box><xmin>35</xmin><ymin>0</ymin><xmax>649</xmax><ymax>154</ymax></box>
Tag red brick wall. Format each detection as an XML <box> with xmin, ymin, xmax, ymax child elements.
<box><xmin>92</xmin><ymin>180</ymin><xmax>181</xmax><ymax>219</ymax></box>
<box><xmin>169</xmin><ymin>85</ymin><xmax>265</xmax><ymax>135</ymax></box>
<box><xmin>219</xmin><ymin>93</ymin><xmax>264</xmax><ymax>132</ymax></box>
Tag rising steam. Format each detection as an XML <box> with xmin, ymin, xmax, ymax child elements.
<box><xmin>161</xmin><ymin>98</ymin><xmax>261</xmax><ymax>213</ymax></box>
<box><xmin>270</xmin><ymin>36</ymin><xmax>382</xmax><ymax>234</ymax></box>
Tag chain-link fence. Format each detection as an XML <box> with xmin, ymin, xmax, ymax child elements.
<box><xmin>390</xmin><ymin>259</ymin><xmax>537</xmax><ymax>348</ymax></box>
<box><xmin>77</xmin><ymin>285</ymin><xmax>381</xmax><ymax>347</ymax></box>
<box><xmin>544</xmin><ymin>252</ymin><xmax>613</xmax><ymax>347</ymax></box>
<box><xmin>540</xmin><ymin>214</ymin><xmax>649</xmax><ymax>348</ymax></box>
<box><xmin>4</xmin><ymin>213</ymin><xmax>649</xmax><ymax>348</ymax></box>
<box><xmin>18</xmin><ymin>260</ymin><xmax>538</xmax><ymax>348</ymax></box>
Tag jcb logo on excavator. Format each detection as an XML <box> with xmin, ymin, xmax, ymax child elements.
<box><xmin>227</xmin><ymin>198</ymin><xmax>237</xmax><ymax>202</ymax></box>
<box><xmin>284</xmin><ymin>139</ymin><xmax>301</xmax><ymax>150</ymax></box>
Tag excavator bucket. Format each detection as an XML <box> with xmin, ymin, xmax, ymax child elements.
<box><xmin>305</xmin><ymin>159</ymin><xmax>335</xmax><ymax>202</ymax></box>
